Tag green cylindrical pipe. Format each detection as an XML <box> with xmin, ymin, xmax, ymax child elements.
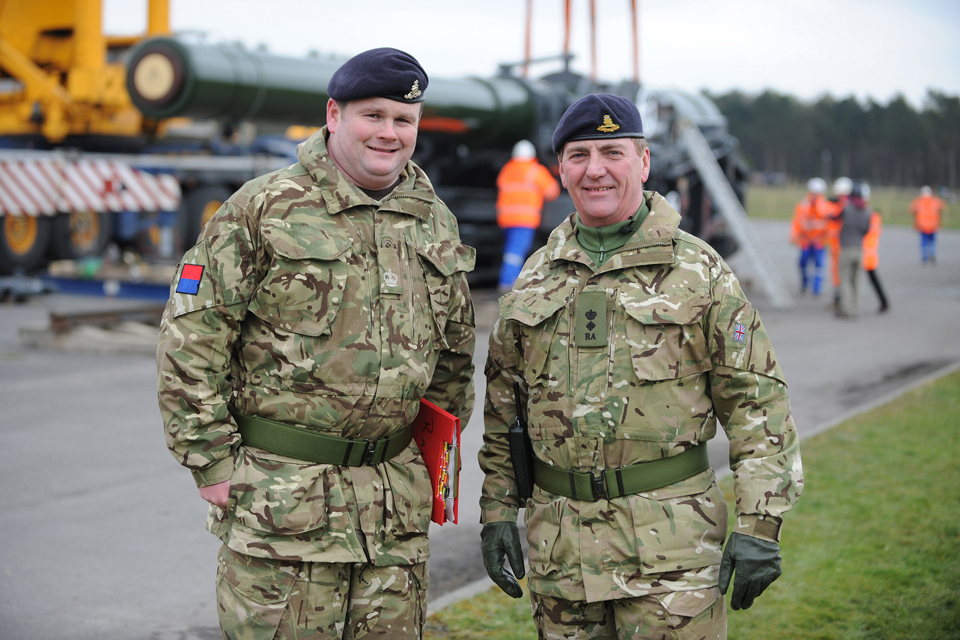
<box><xmin>126</xmin><ymin>37</ymin><xmax>539</xmax><ymax>147</ymax></box>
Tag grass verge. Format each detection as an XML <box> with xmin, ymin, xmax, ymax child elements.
<box><xmin>425</xmin><ymin>370</ymin><xmax>960</xmax><ymax>639</ymax></box>
<box><xmin>746</xmin><ymin>183</ymin><xmax>959</xmax><ymax>230</ymax></box>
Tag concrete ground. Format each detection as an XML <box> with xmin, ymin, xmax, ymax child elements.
<box><xmin>0</xmin><ymin>220</ymin><xmax>957</xmax><ymax>639</ymax></box>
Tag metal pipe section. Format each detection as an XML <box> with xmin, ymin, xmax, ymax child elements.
<box><xmin>126</xmin><ymin>37</ymin><xmax>539</xmax><ymax>147</ymax></box>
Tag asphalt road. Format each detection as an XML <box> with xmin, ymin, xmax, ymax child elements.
<box><xmin>1</xmin><ymin>220</ymin><xmax>958</xmax><ymax>639</ymax></box>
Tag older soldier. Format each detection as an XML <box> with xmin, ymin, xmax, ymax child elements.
<box><xmin>478</xmin><ymin>94</ymin><xmax>803</xmax><ymax>638</ymax></box>
<box><xmin>157</xmin><ymin>48</ymin><xmax>476</xmax><ymax>640</ymax></box>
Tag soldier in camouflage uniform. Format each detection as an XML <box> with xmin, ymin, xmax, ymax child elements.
<box><xmin>479</xmin><ymin>94</ymin><xmax>803</xmax><ymax>639</ymax></box>
<box><xmin>157</xmin><ymin>48</ymin><xmax>476</xmax><ymax>640</ymax></box>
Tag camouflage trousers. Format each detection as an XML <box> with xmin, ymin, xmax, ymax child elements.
<box><xmin>530</xmin><ymin>588</ymin><xmax>725</xmax><ymax>640</ymax></box>
<box><xmin>216</xmin><ymin>546</ymin><xmax>427</xmax><ymax>640</ymax></box>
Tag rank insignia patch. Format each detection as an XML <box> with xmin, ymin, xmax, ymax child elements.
<box><xmin>575</xmin><ymin>290</ymin><xmax>607</xmax><ymax>347</ymax></box>
<box><xmin>176</xmin><ymin>264</ymin><xmax>204</xmax><ymax>295</ymax></box>
<box><xmin>734</xmin><ymin>323</ymin><xmax>746</xmax><ymax>342</ymax></box>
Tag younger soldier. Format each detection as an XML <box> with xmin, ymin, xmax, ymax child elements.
<box><xmin>157</xmin><ymin>48</ymin><xmax>476</xmax><ymax>639</ymax></box>
<box><xmin>479</xmin><ymin>94</ymin><xmax>803</xmax><ymax>638</ymax></box>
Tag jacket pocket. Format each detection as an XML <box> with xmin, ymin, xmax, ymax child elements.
<box><xmin>247</xmin><ymin>219</ymin><xmax>352</xmax><ymax>337</ymax></box>
<box><xmin>416</xmin><ymin>240</ymin><xmax>476</xmax><ymax>349</ymax></box>
<box><xmin>229</xmin><ymin>448</ymin><xmax>329</xmax><ymax>535</ymax></box>
<box><xmin>524</xmin><ymin>497</ymin><xmax>563</xmax><ymax>575</ymax></box>
<box><xmin>619</xmin><ymin>289</ymin><xmax>711</xmax><ymax>383</ymax></box>
<box><xmin>658</xmin><ymin>588</ymin><xmax>722</xmax><ymax>630</ymax></box>
<box><xmin>382</xmin><ymin>445</ymin><xmax>434</xmax><ymax>541</ymax></box>
<box><xmin>501</xmin><ymin>290</ymin><xmax>568</xmax><ymax>387</ymax></box>
<box><xmin>631</xmin><ymin>481</ymin><xmax>726</xmax><ymax>575</ymax></box>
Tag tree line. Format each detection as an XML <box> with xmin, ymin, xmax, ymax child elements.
<box><xmin>706</xmin><ymin>89</ymin><xmax>960</xmax><ymax>189</ymax></box>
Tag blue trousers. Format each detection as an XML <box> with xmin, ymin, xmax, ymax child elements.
<box><xmin>799</xmin><ymin>245</ymin><xmax>825</xmax><ymax>294</ymax></box>
<box><xmin>499</xmin><ymin>226</ymin><xmax>536</xmax><ymax>289</ymax></box>
<box><xmin>921</xmin><ymin>232</ymin><xmax>937</xmax><ymax>262</ymax></box>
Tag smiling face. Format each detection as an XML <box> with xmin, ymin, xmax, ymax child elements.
<box><xmin>559</xmin><ymin>138</ymin><xmax>650</xmax><ymax>227</ymax></box>
<box><xmin>325</xmin><ymin>97</ymin><xmax>421</xmax><ymax>190</ymax></box>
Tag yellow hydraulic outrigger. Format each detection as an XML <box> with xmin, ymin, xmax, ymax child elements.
<box><xmin>0</xmin><ymin>0</ymin><xmax>170</xmax><ymax>142</ymax></box>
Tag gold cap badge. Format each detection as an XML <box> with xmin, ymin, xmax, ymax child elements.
<box><xmin>404</xmin><ymin>80</ymin><xmax>421</xmax><ymax>100</ymax></box>
<box><xmin>597</xmin><ymin>115</ymin><xmax>620</xmax><ymax>133</ymax></box>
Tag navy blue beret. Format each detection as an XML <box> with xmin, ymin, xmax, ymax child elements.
<box><xmin>327</xmin><ymin>48</ymin><xmax>428</xmax><ymax>103</ymax></box>
<box><xmin>552</xmin><ymin>93</ymin><xmax>644</xmax><ymax>153</ymax></box>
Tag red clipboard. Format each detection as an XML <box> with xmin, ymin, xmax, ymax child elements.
<box><xmin>412</xmin><ymin>399</ymin><xmax>461</xmax><ymax>525</ymax></box>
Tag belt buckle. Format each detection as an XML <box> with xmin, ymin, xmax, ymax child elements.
<box><xmin>591</xmin><ymin>471</ymin><xmax>607</xmax><ymax>500</ymax></box>
<box><xmin>362</xmin><ymin>439</ymin><xmax>378</xmax><ymax>465</ymax></box>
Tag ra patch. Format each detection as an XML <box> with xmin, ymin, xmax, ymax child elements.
<box><xmin>575</xmin><ymin>290</ymin><xmax>607</xmax><ymax>347</ymax></box>
<box><xmin>175</xmin><ymin>263</ymin><xmax>204</xmax><ymax>295</ymax></box>
<box><xmin>733</xmin><ymin>323</ymin><xmax>747</xmax><ymax>342</ymax></box>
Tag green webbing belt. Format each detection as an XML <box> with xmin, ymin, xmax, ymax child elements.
<box><xmin>532</xmin><ymin>442</ymin><xmax>710</xmax><ymax>501</ymax></box>
<box><xmin>233</xmin><ymin>413</ymin><xmax>413</xmax><ymax>466</ymax></box>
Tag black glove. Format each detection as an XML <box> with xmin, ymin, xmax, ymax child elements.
<box><xmin>480</xmin><ymin>521</ymin><xmax>525</xmax><ymax>599</ymax></box>
<box><xmin>718</xmin><ymin>531</ymin><xmax>783</xmax><ymax>610</ymax></box>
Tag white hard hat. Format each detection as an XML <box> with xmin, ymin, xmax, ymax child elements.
<box><xmin>512</xmin><ymin>140</ymin><xmax>537</xmax><ymax>160</ymax></box>
<box><xmin>807</xmin><ymin>178</ymin><xmax>826</xmax><ymax>194</ymax></box>
<box><xmin>832</xmin><ymin>177</ymin><xmax>853</xmax><ymax>197</ymax></box>
<box><xmin>920</xmin><ymin>185</ymin><xmax>933</xmax><ymax>196</ymax></box>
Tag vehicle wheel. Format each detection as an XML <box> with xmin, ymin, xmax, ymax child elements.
<box><xmin>179</xmin><ymin>185</ymin><xmax>232</xmax><ymax>248</ymax></box>
<box><xmin>0</xmin><ymin>215</ymin><xmax>53</xmax><ymax>275</ymax></box>
<box><xmin>49</xmin><ymin>210</ymin><xmax>114</xmax><ymax>260</ymax></box>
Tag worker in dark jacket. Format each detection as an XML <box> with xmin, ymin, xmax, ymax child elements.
<box><xmin>835</xmin><ymin>182</ymin><xmax>873</xmax><ymax>318</ymax></box>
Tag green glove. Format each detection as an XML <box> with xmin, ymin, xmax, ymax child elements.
<box><xmin>481</xmin><ymin>521</ymin><xmax>525</xmax><ymax>599</ymax></box>
<box><xmin>718</xmin><ymin>531</ymin><xmax>783</xmax><ymax>610</ymax></box>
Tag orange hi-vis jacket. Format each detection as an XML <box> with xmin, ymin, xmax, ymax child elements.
<box><xmin>911</xmin><ymin>195</ymin><xmax>944</xmax><ymax>233</ymax></box>
<box><xmin>790</xmin><ymin>194</ymin><xmax>832</xmax><ymax>248</ymax></box>
<box><xmin>495</xmin><ymin>158</ymin><xmax>560</xmax><ymax>229</ymax></box>
<box><xmin>826</xmin><ymin>196</ymin><xmax>847</xmax><ymax>288</ymax></box>
<box><xmin>862</xmin><ymin>211</ymin><xmax>882</xmax><ymax>271</ymax></box>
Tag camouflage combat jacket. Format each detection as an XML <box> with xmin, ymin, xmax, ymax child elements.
<box><xmin>158</xmin><ymin>128</ymin><xmax>476</xmax><ymax>566</ymax></box>
<box><xmin>479</xmin><ymin>191</ymin><xmax>803</xmax><ymax>603</ymax></box>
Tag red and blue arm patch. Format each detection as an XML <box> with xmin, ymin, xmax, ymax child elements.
<box><xmin>175</xmin><ymin>263</ymin><xmax>205</xmax><ymax>295</ymax></box>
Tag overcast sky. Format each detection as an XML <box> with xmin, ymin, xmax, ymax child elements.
<box><xmin>105</xmin><ymin>0</ymin><xmax>960</xmax><ymax>108</ymax></box>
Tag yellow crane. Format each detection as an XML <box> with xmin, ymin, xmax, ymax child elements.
<box><xmin>0</xmin><ymin>0</ymin><xmax>169</xmax><ymax>141</ymax></box>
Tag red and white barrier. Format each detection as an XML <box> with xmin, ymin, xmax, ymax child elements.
<box><xmin>0</xmin><ymin>157</ymin><xmax>181</xmax><ymax>216</ymax></box>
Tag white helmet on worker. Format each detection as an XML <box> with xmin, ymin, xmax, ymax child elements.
<box><xmin>806</xmin><ymin>177</ymin><xmax>826</xmax><ymax>194</ymax></box>
<box><xmin>920</xmin><ymin>185</ymin><xmax>933</xmax><ymax>196</ymax></box>
<box><xmin>832</xmin><ymin>177</ymin><xmax>853</xmax><ymax>197</ymax></box>
<box><xmin>512</xmin><ymin>140</ymin><xmax>537</xmax><ymax>160</ymax></box>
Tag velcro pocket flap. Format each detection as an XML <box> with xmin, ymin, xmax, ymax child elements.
<box><xmin>619</xmin><ymin>288</ymin><xmax>711</xmax><ymax>326</ymax></box>
<box><xmin>417</xmin><ymin>241</ymin><xmax>476</xmax><ymax>276</ymax></box>
<box><xmin>261</xmin><ymin>218</ymin><xmax>352</xmax><ymax>261</ymax></box>
<box><xmin>661</xmin><ymin>587</ymin><xmax>720</xmax><ymax>619</ymax></box>
<box><xmin>501</xmin><ymin>290</ymin><xmax>568</xmax><ymax>327</ymax></box>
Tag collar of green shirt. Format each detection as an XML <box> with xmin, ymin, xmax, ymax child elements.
<box><xmin>574</xmin><ymin>202</ymin><xmax>650</xmax><ymax>267</ymax></box>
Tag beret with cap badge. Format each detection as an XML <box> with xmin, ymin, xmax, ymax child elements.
<box><xmin>327</xmin><ymin>47</ymin><xmax>429</xmax><ymax>104</ymax></box>
<box><xmin>552</xmin><ymin>93</ymin><xmax>644</xmax><ymax>153</ymax></box>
